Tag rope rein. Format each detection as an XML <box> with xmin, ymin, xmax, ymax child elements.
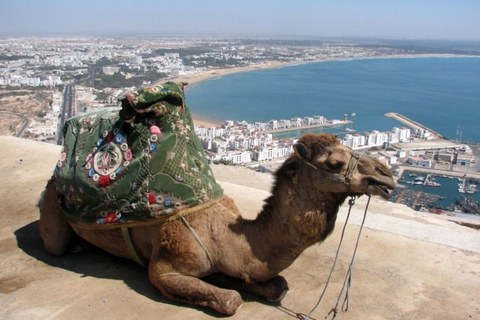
<box><xmin>302</xmin><ymin>194</ymin><xmax>372</xmax><ymax>320</ymax></box>
<box><xmin>181</xmin><ymin>216</ymin><xmax>215</xmax><ymax>267</ymax></box>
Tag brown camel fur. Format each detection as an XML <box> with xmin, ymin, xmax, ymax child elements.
<box><xmin>39</xmin><ymin>133</ymin><xmax>395</xmax><ymax>315</ymax></box>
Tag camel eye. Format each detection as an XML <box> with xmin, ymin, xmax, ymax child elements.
<box><xmin>327</xmin><ymin>161</ymin><xmax>344</xmax><ymax>171</ymax></box>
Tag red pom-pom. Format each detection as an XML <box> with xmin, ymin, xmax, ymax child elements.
<box><xmin>105</xmin><ymin>132</ymin><xmax>114</xmax><ymax>143</ymax></box>
<box><xmin>148</xmin><ymin>193</ymin><xmax>156</xmax><ymax>204</ymax></box>
<box><xmin>98</xmin><ymin>175</ymin><xmax>111</xmax><ymax>187</ymax></box>
<box><xmin>105</xmin><ymin>213</ymin><xmax>117</xmax><ymax>223</ymax></box>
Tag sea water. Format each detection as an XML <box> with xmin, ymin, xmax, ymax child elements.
<box><xmin>185</xmin><ymin>57</ymin><xmax>480</xmax><ymax>213</ymax></box>
<box><xmin>186</xmin><ymin>57</ymin><xmax>480</xmax><ymax>143</ymax></box>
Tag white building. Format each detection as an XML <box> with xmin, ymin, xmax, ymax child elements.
<box><xmin>212</xmin><ymin>140</ymin><xmax>228</xmax><ymax>153</ymax></box>
<box><xmin>342</xmin><ymin>134</ymin><xmax>366</xmax><ymax>149</ymax></box>
<box><xmin>407</xmin><ymin>156</ymin><xmax>432</xmax><ymax>168</ymax></box>
<box><xmin>252</xmin><ymin>146</ymin><xmax>293</xmax><ymax>161</ymax></box>
<box><xmin>411</xmin><ymin>128</ymin><xmax>434</xmax><ymax>140</ymax></box>
<box><xmin>227</xmin><ymin>151</ymin><xmax>252</xmax><ymax>164</ymax></box>
<box><xmin>27</xmin><ymin>119</ymin><xmax>57</xmax><ymax>136</ymax></box>
<box><xmin>102</xmin><ymin>66</ymin><xmax>120</xmax><ymax>75</ymax></box>
<box><xmin>128</xmin><ymin>56</ymin><xmax>143</xmax><ymax>65</ymax></box>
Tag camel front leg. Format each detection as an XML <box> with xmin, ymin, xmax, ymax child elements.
<box><xmin>38</xmin><ymin>180</ymin><xmax>74</xmax><ymax>255</ymax></box>
<box><xmin>149</xmin><ymin>272</ymin><xmax>244</xmax><ymax>315</ymax></box>
<box><xmin>204</xmin><ymin>274</ymin><xmax>289</xmax><ymax>302</ymax></box>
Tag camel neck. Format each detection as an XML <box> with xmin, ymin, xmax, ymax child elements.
<box><xmin>233</xmin><ymin>164</ymin><xmax>347</xmax><ymax>271</ymax></box>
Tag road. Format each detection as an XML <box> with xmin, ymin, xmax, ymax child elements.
<box><xmin>56</xmin><ymin>84</ymin><xmax>75</xmax><ymax>145</ymax></box>
<box><xmin>55</xmin><ymin>66</ymin><xmax>98</xmax><ymax>145</ymax></box>
<box><xmin>0</xmin><ymin>110</ymin><xmax>30</xmax><ymax>137</ymax></box>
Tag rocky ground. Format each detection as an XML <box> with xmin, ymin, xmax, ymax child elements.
<box><xmin>1</xmin><ymin>136</ymin><xmax>479</xmax><ymax>320</ymax></box>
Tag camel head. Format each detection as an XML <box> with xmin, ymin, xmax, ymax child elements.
<box><xmin>293</xmin><ymin>133</ymin><xmax>396</xmax><ymax>199</ymax></box>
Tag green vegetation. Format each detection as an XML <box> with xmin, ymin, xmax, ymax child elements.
<box><xmin>93</xmin><ymin>57</ymin><xmax>117</xmax><ymax>67</ymax></box>
<box><xmin>0</xmin><ymin>54</ymin><xmax>34</xmax><ymax>61</ymax></box>
<box><xmin>147</xmin><ymin>47</ymin><xmax>212</xmax><ymax>58</ymax></box>
<box><xmin>78</xmin><ymin>61</ymin><xmax>168</xmax><ymax>90</ymax></box>
<box><xmin>37</xmin><ymin>65</ymin><xmax>61</xmax><ymax>71</ymax></box>
<box><xmin>35</xmin><ymin>109</ymin><xmax>46</xmax><ymax>117</ymax></box>
<box><xmin>183</xmin><ymin>56</ymin><xmax>249</xmax><ymax>68</ymax></box>
<box><xmin>86</xmin><ymin>70</ymin><xmax>168</xmax><ymax>90</ymax></box>
<box><xmin>0</xmin><ymin>90</ymin><xmax>32</xmax><ymax>98</ymax></box>
<box><xmin>213</xmin><ymin>159</ymin><xmax>235</xmax><ymax>165</ymax></box>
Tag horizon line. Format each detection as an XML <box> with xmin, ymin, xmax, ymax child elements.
<box><xmin>1</xmin><ymin>33</ymin><xmax>480</xmax><ymax>43</ymax></box>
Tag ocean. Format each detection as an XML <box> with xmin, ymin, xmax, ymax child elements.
<box><xmin>185</xmin><ymin>56</ymin><xmax>480</xmax><ymax>213</ymax></box>
<box><xmin>186</xmin><ymin>56</ymin><xmax>480</xmax><ymax>143</ymax></box>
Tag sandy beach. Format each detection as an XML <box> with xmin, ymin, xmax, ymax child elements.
<box><xmin>170</xmin><ymin>60</ymin><xmax>293</xmax><ymax>127</ymax></box>
<box><xmin>170</xmin><ymin>54</ymin><xmax>463</xmax><ymax>128</ymax></box>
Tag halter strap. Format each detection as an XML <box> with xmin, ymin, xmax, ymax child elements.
<box><xmin>345</xmin><ymin>151</ymin><xmax>363</xmax><ymax>184</ymax></box>
<box><xmin>298</xmin><ymin>151</ymin><xmax>363</xmax><ymax>186</ymax></box>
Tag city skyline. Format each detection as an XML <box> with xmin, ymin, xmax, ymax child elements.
<box><xmin>1</xmin><ymin>0</ymin><xmax>479</xmax><ymax>41</ymax></box>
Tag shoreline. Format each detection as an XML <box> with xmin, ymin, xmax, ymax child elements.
<box><xmin>170</xmin><ymin>53</ymin><xmax>474</xmax><ymax>128</ymax></box>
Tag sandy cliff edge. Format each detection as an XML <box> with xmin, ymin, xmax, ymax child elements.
<box><xmin>1</xmin><ymin>136</ymin><xmax>479</xmax><ymax>320</ymax></box>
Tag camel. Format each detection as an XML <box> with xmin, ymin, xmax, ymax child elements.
<box><xmin>39</xmin><ymin>132</ymin><xmax>395</xmax><ymax>315</ymax></box>
<box><xmin>39</xmin><ymin>83</ymin><xmax>395</xmax><ymax>316</ymax></box>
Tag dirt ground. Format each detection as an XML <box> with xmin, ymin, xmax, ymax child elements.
<box><xmin>1</xmin><ymin>135</ymin><xmax>479</xmax><ymax>320</ymax></box>
<box><xmin>0</xmin><ymin>91</ymin><xmax>51</xmax><ymax>137</ymax></box>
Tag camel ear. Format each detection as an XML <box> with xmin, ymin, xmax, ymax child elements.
<box><xmin>294</xmin><ymin>143</ymin><xmax>311</xmax><ymax>161</ymax></box>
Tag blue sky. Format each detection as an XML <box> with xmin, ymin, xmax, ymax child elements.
<box><xmin>1</xmin><ymin>0</ymin><xmax>479</xmax><ymax>40</ymax></box>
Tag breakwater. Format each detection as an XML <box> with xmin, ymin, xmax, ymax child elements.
<box><xmin>385</xmin><ymin>112</ymin><xmax>443</xmax><ymax>138</ymax></box>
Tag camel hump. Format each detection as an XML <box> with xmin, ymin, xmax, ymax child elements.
<box><xmin>54</xmin><ymin>82</ymin><xmax>223</xmax><ymax>226</ymax></box>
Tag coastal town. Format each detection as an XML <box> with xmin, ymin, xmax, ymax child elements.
<box><xmin>1</xmin><ymin>36</ymin><xmax>480</xmax><ymax>215</ymax></box>
<box><xmin>0</xmin><ymin>36</ymin><xmax>407</xmax><ymax>89</ymax></box>
<box><xmin>3</xmin><ymin>2</ymin><xmax>480</xmax><ymax>318</ymax></box>
<box><xmin>194</xmin><ymin>115</ymin><xmax>414</xmax><ymax>164</ymax></box>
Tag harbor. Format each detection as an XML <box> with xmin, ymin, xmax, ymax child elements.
<box><xmin>383</xmin><ymin>112</ymin><xmax>480</xmax><ymax>217</ymax></box>
<box><xmin>392</xmin><ymin>171</ymin><xmax>480</xmax><ymax>217</ymax></box>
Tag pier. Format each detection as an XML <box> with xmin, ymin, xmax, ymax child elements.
<box><xmin>384</xmin><ymin>112</ymin><xmax>443</xmax><ymax>139</ymax></box>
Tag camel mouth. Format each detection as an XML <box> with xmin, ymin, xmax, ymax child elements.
<box><xmin>367</xmin><ymin>179</ymin><xmax>396</xmax><ymax>200</ymax></box>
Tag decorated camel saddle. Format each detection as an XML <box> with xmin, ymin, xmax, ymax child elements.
<box><xmin>54</xmin><ymin>82</ymin><xmax>223</xmax><ymax>227</ymax></box>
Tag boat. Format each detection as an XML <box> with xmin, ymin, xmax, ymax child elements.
<box><xmin>409</xmin><ymin>173</ymin><xmax>418</xmax><ymax>177</ymax></box>
<box><xmin>425</xmin><ymin>181</ymin><xmax>441</xmax><ymax>187</ymax></box>
<box><xmin>458</xmin><ymin>176</ymin><xmax>478</xmax><ymax>194</ymax></box>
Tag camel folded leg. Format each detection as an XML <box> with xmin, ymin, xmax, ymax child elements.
<box><xmin>38</xmin><ymin>180</ymin><xmax>74</xmax><ymax>255</ymax></box>
<box><xmin>150</xmin><ymin>273</ymin><xmax>244</xmax><ymax>315</ymax></box>
<box><xmin>204</xmin><ymin>274</ymin><xmax>289</xmax><ymax>302</ymax></box>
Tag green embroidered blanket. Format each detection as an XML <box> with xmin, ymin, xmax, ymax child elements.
<box><xmin>54</xmin><ymin>82</ymin><xmax>223</xmax><ymax>225</ymax></box>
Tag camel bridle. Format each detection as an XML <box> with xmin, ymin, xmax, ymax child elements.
<box><xmin>298</xmin><ymin>151</ymin><xmax>364</xmax><ymax>188</ymax></box>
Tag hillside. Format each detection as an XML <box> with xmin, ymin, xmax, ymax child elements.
<box><xmin>0</xmin><ymin>136</ymin><xmax>479</xmax><ymax>320</ymax></box>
